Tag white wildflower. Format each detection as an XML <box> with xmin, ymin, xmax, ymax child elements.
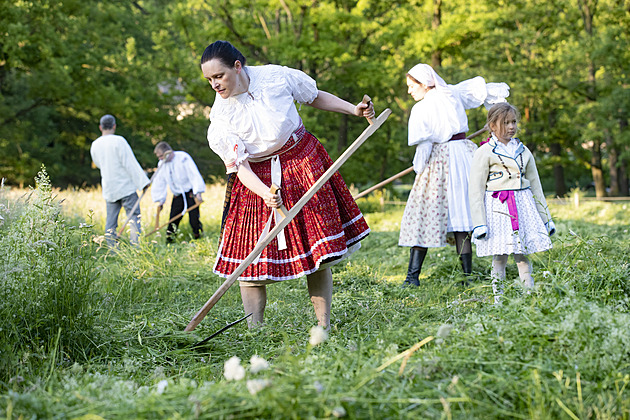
<box><xmin>437</xmin><ymin>324</ymin><xmax>453</xmax><ymax>339</ymax></box>
<box><xmin>542</xmin><ymin>271</ymin><xmax>551</xmax><ymax>278</ymax></box>
<box><xmin>156</xmin><ymin>379</ymin><xmax>168</xmax><ymax>394</ymax></box>
<box><xmin>249</xmin><ymin>355</ymin><xmax>269</xmax><ymax>373</ymax></box>
<box><xmin>246</xmin><ymin>379</ymin><xmax>271</xmax><ymax>395</ymax></box>
<box><xmin>309</xmin><ymin>326</ymin><xmax>328</xmax><ymax>346</ymax></box>
<box><xmin>224</xmin><ymin>356</ymin><xmax>245</xmax><ymax>381</ymax></box>
<box><xmin>332</xmin><ymin>406</ymin><xmax>347</xmax><ymax>418</ymax></box>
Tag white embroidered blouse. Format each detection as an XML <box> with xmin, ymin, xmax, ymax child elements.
<box><xmin>408</xmin><ymin>76</ymin><xmax>510</xmax><ymax>174</ymax></box>
<box><xmin>206</xmin><ymin>65</ymin><xmax>319</xmax><ymax>173</ymax></box>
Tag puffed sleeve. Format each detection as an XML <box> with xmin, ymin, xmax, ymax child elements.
<box><xmin>451</xmin><ymin>76</ymin><xmax>488</xmax><ymax>110</ymax></box>
<box><xmin>181</xmin><ymin>152</ymin><xmax>206</xmax><ymax>194</ymax></box>
<box><xmin>118</xmin><ymin>139</ymin><xmax>150</xmax><ymax>190</ymax></box>
<box><xmin>408</xmin><ymin>101</ymin><xmax>435</xmax><ymax>146</ymax></box>
<box><xmin>282</xmin><ymin>66</ymin><xmax>319</xmax><ymax>104</ymax></box>
<box><xmin>150</xmin><ymin>161</ymin><xmax>168</xmax><ymax>204</ymax></box>
<box><xmin>484</xmin><ymin>82</ymin><xmax>510</xmax><ymax>110</ymax></box>
<box><xmin>207</xmin><ymin>120</ymin><xmax>249</xmax><ymax>174</ymax></box>
<box><xmin>451</xmin><ymin>76</ymin><xmax>510</xmax><ymax>110</ymax></box>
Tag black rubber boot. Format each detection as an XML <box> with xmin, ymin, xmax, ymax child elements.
<box><xmin>459</xmin><ymin>252</ymin><xmax>473</xmax><ymax>285</ymax></box>
<box><xmin>402</xmin><ymin>247</ymin><xmax>427</xmax><ymax>287</ymax></box>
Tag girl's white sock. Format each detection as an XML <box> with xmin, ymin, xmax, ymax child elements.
<box><xmin>491</xmin><ymin>255</ymin><xmax>508</xmax><ymax>304</ymax></box>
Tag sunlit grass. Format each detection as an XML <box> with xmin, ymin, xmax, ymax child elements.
<box><xmin>1</xmin><ymin>178</ymin><xmax>629</xmax><ymax>419</ymax></box>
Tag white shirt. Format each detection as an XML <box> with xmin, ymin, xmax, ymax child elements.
<box><xmin>493</xmin><ymin>136</ymin><xmax>521</xmax><ymax>158</ymax></box>
<box><xmin>206</xmin><ymin>65</ymin><xmax>319</xmax><ymax>173</ymax></box>
<box><xmin>151</xmin><ymin>151</ymin><xmax>206</xmax><ymax>204</ymax></box>
<box><xmin>90</xmin><ymin>134</ymin><xmax>150</xmax><ymax>202</ymax></box>
<box><xmin>409</xmin><ymin>77</ymin><xmax>510</xmax><ymax>173</ymax></box>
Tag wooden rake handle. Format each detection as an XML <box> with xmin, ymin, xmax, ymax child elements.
<box><xmin>362</xmin><ymin>95</ymin><xmax>374</xmax><ymax>125</ymax></box>
<box><xmin>144</xmin><ymin>200</ymin><xmax>202</xmax><ymax>237</ymax></box>
<box><xmin>184</xmin><ymin>107</ymin><xmax>392</xmax><ymax>332</ymax></box>
<box><xmin>269</xmin><ymin>184</ymin><xmax>288</xmax><ymax>218</ymax></box>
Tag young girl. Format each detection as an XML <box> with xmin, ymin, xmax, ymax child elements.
<box><xmin>469</xmin><ymin>103</ymin><xmax>555</xmax><ymax>303</ymax></box>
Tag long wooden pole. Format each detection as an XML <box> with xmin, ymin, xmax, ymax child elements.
<box><xmin>144</xmin><ymin>200</ymin><xmax>202</xmax><ymax>237</ymax></box>
<box><xmin>353</xmin><ymin>125</ymin><xmax>488</xmax><ymax>200</ymax></box>
<box><xmin>184</xmin><ymin>107</ymin><xmax>391</xmax><ymax>332</ymax></box>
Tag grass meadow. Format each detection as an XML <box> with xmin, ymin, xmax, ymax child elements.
<box><xmin>1</xmin><ymin>168</ymin><xmax>629</xmax><ymax>419</ymax></box>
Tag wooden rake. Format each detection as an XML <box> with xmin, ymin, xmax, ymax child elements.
<box><xmin>144</xmin><ymin>199</ymin><xmax>203</xmax><ymax>238</ymax></box>
<box><xmin>184</xmin><ymin>105</ymin><xmax>391</xmax><ymax>332</ymax></box>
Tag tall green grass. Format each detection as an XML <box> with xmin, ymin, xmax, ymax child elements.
<box><xmin>1</xmin><ymin>176</ymin><xmax>629</xmax><ymax>419</ymax></box>
<box><xmin>0</xmin><ymin>168</ymin><xmax>99</xmax><ymax>383</ymax></box>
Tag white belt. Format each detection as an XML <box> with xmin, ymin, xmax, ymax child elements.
<box><xmin>252</xmin><ymin>133</ymin><xmax>300</xmax><ymax>263</ymax></box>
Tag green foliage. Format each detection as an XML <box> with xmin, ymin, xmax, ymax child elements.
<box><xmin>0</xmin><ymin>167</ymin><xmax>99</xmax><ymax>382</ymax></box>
<box><xmin>1</xmin><ymin>0</ymin><xmax>628</xmax><ymax>194</ymax></box>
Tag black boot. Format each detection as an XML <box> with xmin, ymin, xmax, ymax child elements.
<box><xmin>459</xmin><ymin>252</ymin><xmax>473</xmax><ymax>285</ymax></box>
<box><xmin>402</xmin><ymin>247</ymin><xmax>427</xmax><ymax>287</ymax></box>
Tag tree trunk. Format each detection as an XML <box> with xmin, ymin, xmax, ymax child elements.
<box><xmin>619</xmin><ymin>118</ymin><xmax>629</xmax><ymax>195</ymax></box>
<box><xmin>591</xmin><ymin>139</ymin><xmax>607</xmax><ymax>197</ymax></box>
<box><xmin>431</xmin><ymin>0</ymin><xmax>442</xmax><ymax>69</ymax></box>
<box><xmin>605</xmin><ymin>130</ymin><xmax>619</xmax><ymax>196</ymax></box>
<box><xmin>619</xmin><ymin>160</ymin><xmax>629</xmax><ymax>196</ymax></box>
<box><xmin>550</xmin><ymin>142</ymin><xmax>567</xmax><ymax>197</ymax></box>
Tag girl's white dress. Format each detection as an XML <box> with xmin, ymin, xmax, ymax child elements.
<box><xmin>472</xmin><ymin>139</ymin><xmax>552</xmax><ymax>257</ymax></box>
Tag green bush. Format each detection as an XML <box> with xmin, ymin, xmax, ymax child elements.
<box><xmin>0</xmin><ymin>167</ymin><xmax>99</xmax><ymax>382</ymax></box>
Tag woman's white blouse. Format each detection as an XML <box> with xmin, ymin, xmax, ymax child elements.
<box><xmin>207</xmin><ymin>65</ymin><xmax>319</xmax><ymax>173</ymax></box>
<box><xmin>408</xmin><ymin>76</ymin><xmax>510</xmax><ymax>173</ymax></box>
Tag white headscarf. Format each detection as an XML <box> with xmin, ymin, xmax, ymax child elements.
<box><xmin>407</xmin><ymin>63</ymin><xmax>448</xmax><ymax>91</ymax></box>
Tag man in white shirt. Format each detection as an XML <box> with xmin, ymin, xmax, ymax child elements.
<box><xmin>151</xmin><ymin>141</ymin><xmax>205</xmax><ymax>242</ymax></box>
<box><xmin>90</xmin><ymin>114</ymin><xmax>150</xmax><ymax>246</ymax></box>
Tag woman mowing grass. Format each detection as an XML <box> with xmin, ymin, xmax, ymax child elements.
<box><xmin>201</xmin><ymin>40</ymin><xmax>374</xmax><ymax>330</ymax></box>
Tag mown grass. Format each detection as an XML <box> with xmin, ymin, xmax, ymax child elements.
<box><xmin>1</xmin><ymin>171</ymin><xmax>629</xmax><ymax>419</ymax></box>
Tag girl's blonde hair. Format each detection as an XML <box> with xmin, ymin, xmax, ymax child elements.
<box><xmin>487</xmin><ymin>102</ymin><xmax>521</xmax><ymax>138</ymax></box>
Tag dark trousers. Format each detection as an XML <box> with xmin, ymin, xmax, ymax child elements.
<box><xmin>167</xmin><ymin>190</ymin><xmax>202</xmax><ymax>242</ymax></box>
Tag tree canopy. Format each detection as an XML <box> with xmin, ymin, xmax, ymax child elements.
<box><xmin>1</xmin><ymin>0</ymin><xmax>628</xmax><ymax>196</ymax></box>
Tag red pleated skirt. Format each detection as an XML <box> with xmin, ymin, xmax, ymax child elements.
<box><xmin>214</xmin><ymin>128</ymin><xmax>370</xmax><ymax>282</ymax></box>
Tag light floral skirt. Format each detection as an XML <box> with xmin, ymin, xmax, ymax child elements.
<box><xmin>399</xmin><ymin>141</ymin><xmax>475</xmax><ymax>248</ymax></box>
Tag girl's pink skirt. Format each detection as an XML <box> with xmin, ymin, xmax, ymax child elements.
<box><xmin>214</xmin><ymin>127</ymin><xmax>370</xmax><ymax>282</ymax></box>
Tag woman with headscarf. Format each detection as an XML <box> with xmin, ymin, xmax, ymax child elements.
<box><xmin>399</xmin><ymin>63</ymin><xmax>510</xmax><ymax>286</ymax></box>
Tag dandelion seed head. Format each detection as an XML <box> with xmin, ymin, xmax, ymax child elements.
<box><xmin>246</xmin><ymin>378</ymin><xmax>270</xmax><ymax>395</ymax></box>
<box><xmin>224</xmin><ymin>356</ymin><xmax>245</xmax><ymax>381</ymax></box>
<box><xmin>250</xmin><ymin>355</ymin><xmax>269</xmax><ymax>373</ymax></box>
<box><xmin>309</xmin><ymin>326</ymin><xmax>328</xmax><ymax>346</ymax></box>
<box><xmin>156</xmin><ymin>379</ymin><xmax>168</xmax><ymax>394</ymax></box>
<box><xmin>437</xmin><ymin>324</ymin><xmax>453</xmax><ymax>339</ymax></box>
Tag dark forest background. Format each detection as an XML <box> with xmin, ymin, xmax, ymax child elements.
<box><xmin>1</xmin><ymin>0</ymin><xmax>628</xmax><ymax>197</ymax></box>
